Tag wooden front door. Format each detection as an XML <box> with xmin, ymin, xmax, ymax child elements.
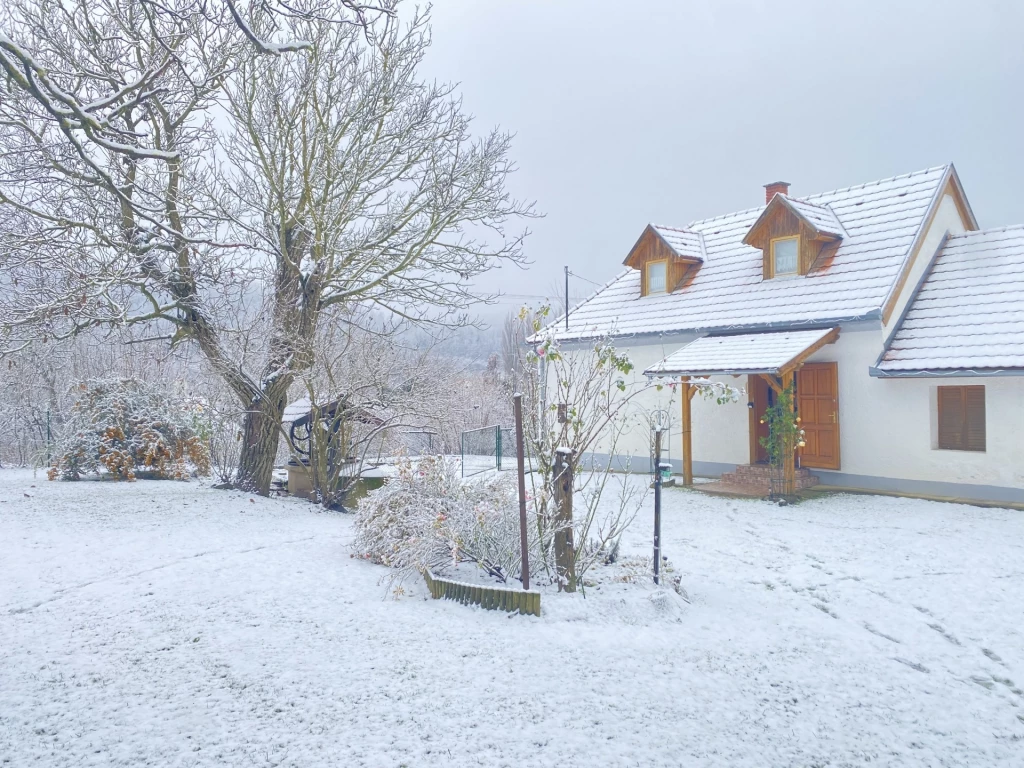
<box><xmin>796</xmin><ymin>362</ymin><xmax>840</xmax><ymax>470</ymax></box>
<box><xmin>748</xmin><ymin>375</ymin><xmax>772</xmax><ymax>464</ymax></box>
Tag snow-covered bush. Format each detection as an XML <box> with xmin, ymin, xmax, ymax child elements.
<box><xmin>354</xmin><ymin>457</ymin><xmax>529</xmax><ymax>584</ymax></box>
<box><xmin>48</xmin><ymin>380</ymin><xmax>211</xmax><ymax>481</ymax></box>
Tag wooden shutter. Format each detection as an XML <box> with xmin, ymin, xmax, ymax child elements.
<box><xmin>964</xmin><ymin>386</ymin><xmax>986</xmax><ymax>452</ymax></box>
<box><xmin>937</xmin><ymin>386</ymin><xmax>985</xmax><ymax>452</ymax></box>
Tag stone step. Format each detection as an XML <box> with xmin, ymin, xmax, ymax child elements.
<box><xmin>719</xmin><ymin>464</ymin><xmax>819</xmax><ymax>492</ymax></box>
<box><xmin>731</xmin><ymin>464</ymin><xmax>815</xmax><ymax>478</ymax></box>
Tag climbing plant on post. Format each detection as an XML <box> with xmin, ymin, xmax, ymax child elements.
<box><xmin>758</xmin><ymin>384</ymin><xmax>805</xmax><ymax>500</ymax></box>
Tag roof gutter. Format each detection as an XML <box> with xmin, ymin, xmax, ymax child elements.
<box><xmin>549</xmin><ymin>311</ymin><xmax>879</xmax><ymax>347</ymax></box>
<box><xmin>646</xmin><ymin>366</ymin><xmax>782</xmax><ymax>379</ymax></box>
<box><xmin>869</xmin><ymin>367</ymin><xmax>1024</xmax><ymax>379</ymax></box>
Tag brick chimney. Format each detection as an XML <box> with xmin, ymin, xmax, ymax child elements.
<box><xmin>764</xmin><ymin>181</ymin><xmax>790</xmax><ymax>203</ymax></box>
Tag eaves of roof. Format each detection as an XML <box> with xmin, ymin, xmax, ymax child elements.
<box><xmin>537</xmin><ymin>312</ymin><xmax>880</xmax><ymax>347</ymax></box>
<box><xmin>869</xmin><ymin>366</ymin><xmax>1024</xmax><ymax>378</ymax></box>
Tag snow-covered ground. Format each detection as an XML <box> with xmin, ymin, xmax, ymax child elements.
<box><xmin>2</xmin><ymin>469</ymin><xmax>1023</xmax><ymax>767</ymax></box>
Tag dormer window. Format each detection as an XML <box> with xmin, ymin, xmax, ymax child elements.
<box><xmin>623</xmin><ymin>224</ymin><xmax>705</xmax><ymax>297</ymax></box>
<box><xmin>646</xmin><ymin>260</ymin><xmax>667</xmax><ymax>294</ymax></box>
<box><xmin>771</xmin><ymin>236</ymin><xmax>799</xmax><ymax>276</ymax></box>
<box><xmin>743</xmin><ymin>186</ymin><xmax>845</xmax><ymax>280</ymax></box>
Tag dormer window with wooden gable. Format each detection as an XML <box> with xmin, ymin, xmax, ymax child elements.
<box><xmin>625</xmin><ymin>224</ymin><xmax>705</xmax><ymax>297</ymax></box>
<box><xmin>744</xmin><ymin>182</ymin><xmax>846</xmax><ymax>280</ymax></box>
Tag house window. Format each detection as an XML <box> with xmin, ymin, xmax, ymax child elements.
<box><xmin>937</xmin><ymin>385</ymin><xmax>986</xmax><ymax>451</ymax></box>
<box><xmin>771</xmin><ymin>236</ymin><xmax>799</xmax><ymax>276</ymax></box>
<box><xmin>646</xmin><ymin>260</ymin><xmax>667</xmax><ymax>294</ymax></box>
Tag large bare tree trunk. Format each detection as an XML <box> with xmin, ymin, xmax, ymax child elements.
<box><xmin>235</xmin><ymin>384</ymin><xmax>290</xmax><ymax>495</ymax></box>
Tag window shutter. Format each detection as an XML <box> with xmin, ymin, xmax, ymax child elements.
<box><xmin>965</xmin><ymin>386</ymin><xmax>986</xmax><ymax>452</ymax></box>
<box><xmin>937</xmin><ymin>386</ymin><xmax>986</xmax><ymax>452</ymax></box>
<box><xmin>937</xmin><ymin>386</ymin><xmax>965</xmax><ymax>450</ymax></box>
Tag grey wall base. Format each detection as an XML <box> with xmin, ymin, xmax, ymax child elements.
<box><xmin>584</xmin><ymin>452</ymin><xmax>1024</xmax><ymax>505</ymax></box>
<box><xmin>811</xmin><ymin>469</ymin><xmax>1024</xmax><ymax>505</ymax></box>
<box><xmin>581</xmin><ymin>452</ymin><xmax>735</xmax><ymax>478</ymax></box>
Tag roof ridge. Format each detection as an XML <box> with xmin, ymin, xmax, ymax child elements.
<box><xmin>686</xmin><ymin>204</ymin><xmax>763</xmax><ymax>229</ymax></box>
<box><xmin>781</xmin><ymin>193</ymin><xmax>829</xmax><ymax>209</ymax></box>
<box><xmin>651</xmin><ymin>223</ymin><xmax>699</xmax><ymax>233</ymax></box>
<box><xmin>801</xmin><ymin>164</ymin><xmax>950</xmax><ymax>203</ymax></box>
<box><xmin>682</xmin><ymin>164</ymin><xmax>950</xmax><ymax>230</ymax></box>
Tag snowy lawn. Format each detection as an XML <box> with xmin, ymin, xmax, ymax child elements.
<box><xmin>2</xmin><ymin>470</ymin><xmax>1024</xmax><ymax>767</ymax></box>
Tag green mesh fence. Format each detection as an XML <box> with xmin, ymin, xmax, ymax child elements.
<box><xmin>461</xmin><ymin>425</ymin><xmax>516</xmax><ymax>477</ymax></box>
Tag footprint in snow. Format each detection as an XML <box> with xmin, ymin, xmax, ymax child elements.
<box><xmin>971</xmin><ymin>675</ymin><xmax>997</xmax><ymax>690</ymax></box>
<box><xmin>982</xmin><ymin>648</ymin><xmax>1005</xmax><ymax>665</ymax></box>
<box><xmin>893</xmin><ymin>657</ymin><xmax>929</xmax><ymax>673</ymax></box>
<box><xmin>814</xmin><ymin>602</ymin><xmax>838</xmax><ymax>619</ymax></box>
<box><xmin>863</xmin><ymin>623</ymin><xmax>901</xmax><ymax>644</ymax></box>
<box><xmin>926</xmin><ymin>623</ymin><xmax>962</xmax><ymax>646</ymax></box>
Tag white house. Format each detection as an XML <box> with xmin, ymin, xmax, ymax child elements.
<box><xmin>544</xmin><ymin>164</ymin><xmax>1024</xmax><ymax>504</ymax></box>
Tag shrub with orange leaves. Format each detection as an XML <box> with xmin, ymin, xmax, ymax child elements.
<box><xmin>49</xmin><ymin>379</ymin><xmax>211</xmax><ymax>481</ymax></box>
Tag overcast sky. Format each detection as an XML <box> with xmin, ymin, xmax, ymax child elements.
<box><xmin>418</xmin><ymin>0</ymin><xmax>1024</xmax><ymax>320</ymax></box>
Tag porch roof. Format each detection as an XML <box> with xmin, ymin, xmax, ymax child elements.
<box><xmin>645</xmin><ymin>327</ymin><xmax>839</xmax><ymax>377</ymax></box>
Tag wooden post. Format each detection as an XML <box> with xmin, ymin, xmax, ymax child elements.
<box><xmin>513</xmin><ymin>394</ymin><xmax>530</xmax><ymax>591</ymax></box>
<box><xmin>552</xmin><ymin>447</ymin><xmax>576</xmax><ymax>593</ymax></box>
<box><xmin>680</xmin><ymin>376</ymin><xmax>693</xmax><ymax>486</ymax></box>
<box><xmin>653</xmin><ymin>427</ymin><xmax>663</xmax><ymax>585</ymax></box>
<box><xmin>781</xmin><ymin>370</ymin><xmax>796</xmax><ymax>496</ymax></box>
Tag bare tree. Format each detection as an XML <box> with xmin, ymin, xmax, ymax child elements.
<box><xmin>0</xmin><ymin>1</ymin><xmax>532</xmax><ymax>494</ymax></box>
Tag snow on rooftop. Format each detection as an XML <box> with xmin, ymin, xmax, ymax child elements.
<box><xmin>651</xmin><ymin>225</ymin><xmax>706</xmax><ymax>261</ymax></box>
<box><xmin>283</xmin><ymin>397</ymin><xmax>312</xmax><ymax>423</ymax></box>
<box><xmin>876</xmin><ymin>226</ymin><xmax>1024</xmax><ymax>374</ymax></box>
<box><xmin>779</xmin><ymin>196</ymin><xmax>847</xmax><ymax>239</ymax></box>
<box><xmin>548</xmin><ymin>165</ymin><xmax>952</xmax><ymax>342</ymax></box>
<box><xmin>645</xmin><ymin>327</ymin><xmax>838</xmax><ymax>376</ymax></box>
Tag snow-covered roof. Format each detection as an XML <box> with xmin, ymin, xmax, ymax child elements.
<box><xmin>651</xmin><ymin>225</ymin><xmax>706</xmax><ymax>261</ymax></box>
<box><xmin>546</xmin><ymin>165</ymin><xmax>959</xmax><ymax>342</ymax></box>
<box><xmin>873</xmin><ymin>226</ymin><xmax>1024</xmax><ymax>376</ymax></box>
<box><xmin>743</xmin><ymin>194</ymin><xmax>847</xmax><ymax>246</ymax></box>
<box><xmin>778</xmin><ymin>196</ymin><xmax>847</xmax><ymax>239</ymax></box>
<box><xmin>283</xmin><ymin>397</ymin><xmax>312</xmax><ymax>423</ymax></box>
<box><xmin>645</xmin><ymin>327</ymin><xmax>839</xmax><ymax>377</ymax></box>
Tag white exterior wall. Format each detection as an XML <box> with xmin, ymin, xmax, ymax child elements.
<box><xmin>805</xmin><ymin>329</ymin><xmax>1024</xmax><ymax>490</ymax></box>
<box><xmin>580</xmin><ymin>338</ymin><xmax>749</xmax><ymax>471</ymax></box>
<box><xmin>605</xmin><ymin>329</ymin><xmax>1024</xmax><ymax>498</ymax></box>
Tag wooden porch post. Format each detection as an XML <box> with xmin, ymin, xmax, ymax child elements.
<box><xmin>781</xmin><ymin>370</ymin><xmax>795</xmax><ymax>494</ymax></box>
<box><xmin>680</xmin><ymin>376</ymin><xmax>693</xmax><ymax>486</ymax></box>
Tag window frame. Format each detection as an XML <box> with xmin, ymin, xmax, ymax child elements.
<box><xmin>645</xmin><ymin>259</ymin><xmax>668</xmax><ymax>295</ymax></box>
<box><xmin>770</xmin><ymin>235</ymin><xmax>800</xmax><ymax>277</ymax></box>
<box><xmin>936</xmin><ymin>385</ymin><xmax>986</xmax><ymax>452</ymax></box>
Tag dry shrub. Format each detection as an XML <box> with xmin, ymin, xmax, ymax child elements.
<box><xmin>48</xmin><ymin>379</ymin><xmax>211</xmax><ymax>481</ymax></box>
<box><xmin>353</xmin><ymin>456</ymin><xmax>528</xmax><ymax>585</ymax></box>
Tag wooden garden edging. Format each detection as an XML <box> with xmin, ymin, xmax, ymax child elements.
<box><xmin>423</xmin><ymin>569</ymin><xmax>541</xmax><ymax>617</ymax></box>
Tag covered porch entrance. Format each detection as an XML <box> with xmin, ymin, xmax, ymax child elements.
<box><xmin>645</xmin><ymin>327</ymin><xmax>840</xmax><ymax>496</ymax></box>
